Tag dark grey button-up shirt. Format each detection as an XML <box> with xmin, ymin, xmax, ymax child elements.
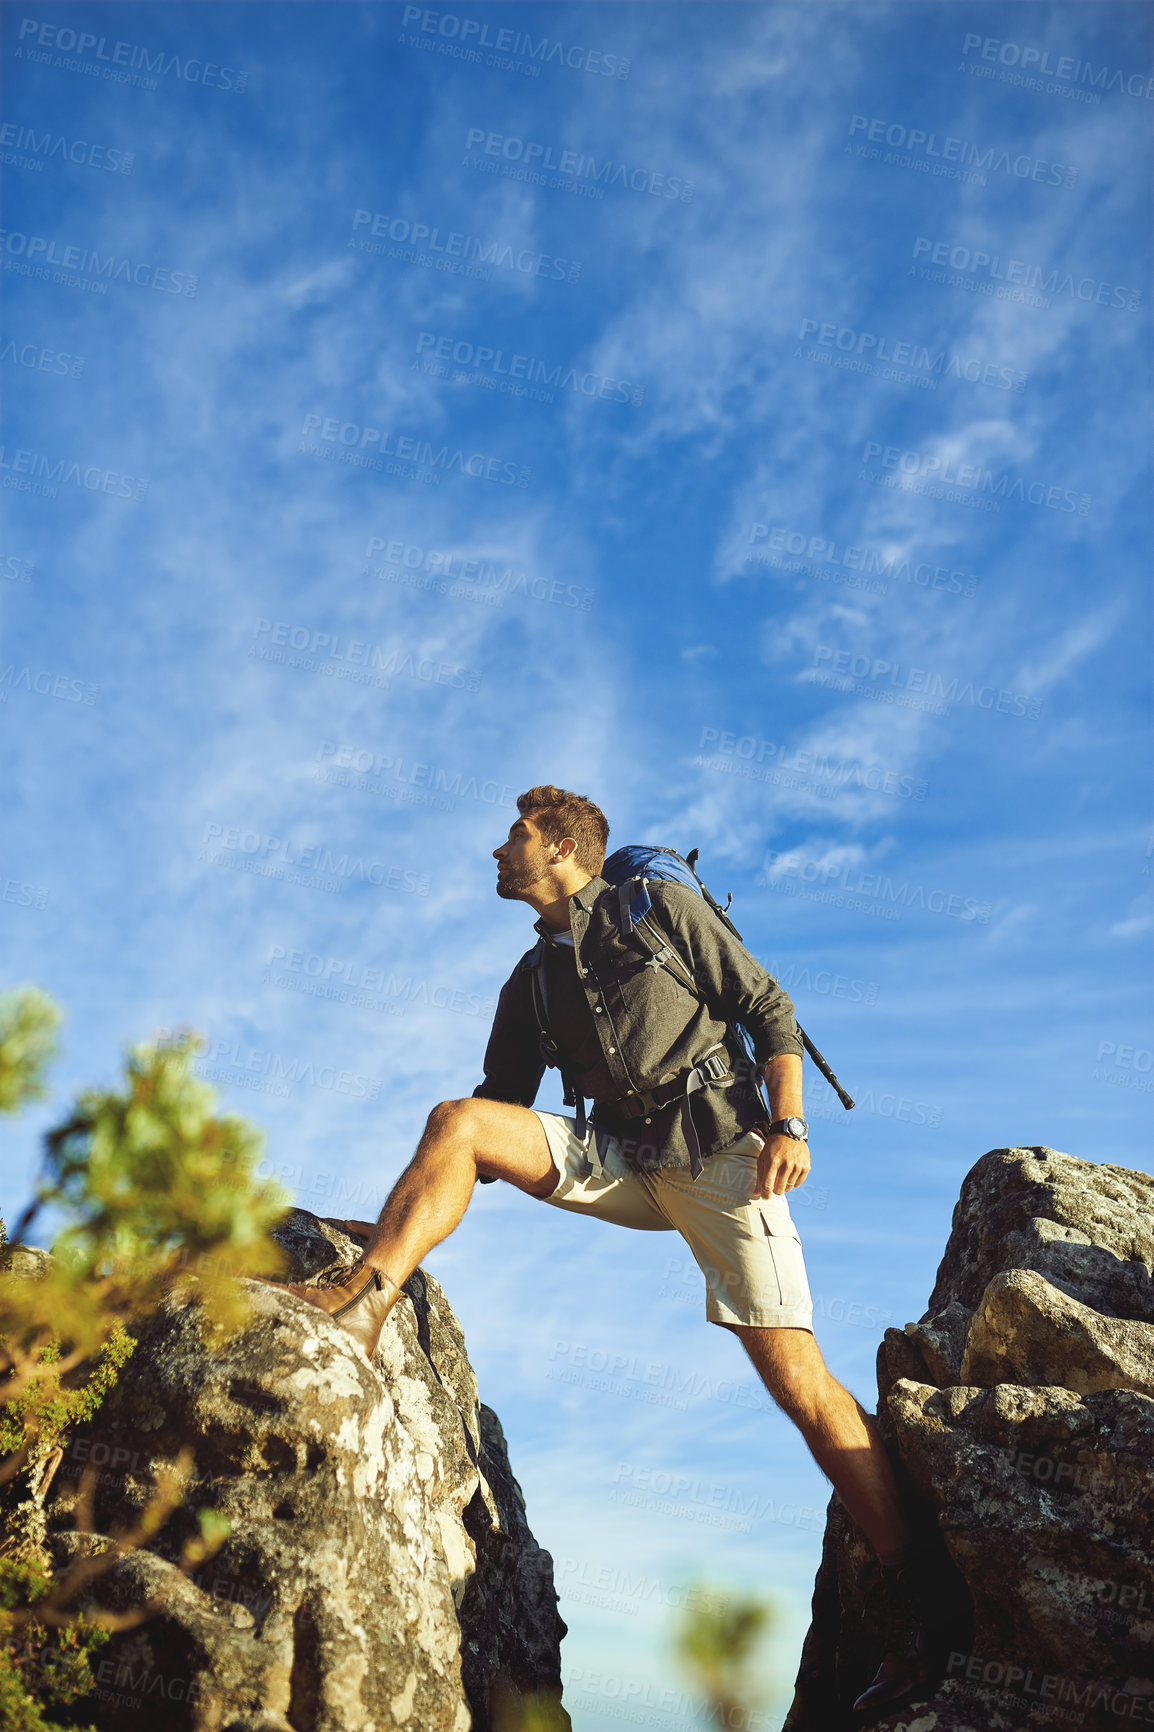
<box><xmin>473</xmin><ymin>876</ymin><xmax>803</xmax><ymax>1173</ymax></box>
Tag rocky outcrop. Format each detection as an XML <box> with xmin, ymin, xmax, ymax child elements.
<box><xmin>44</xmin><ymin>1211</ymin><xmax>568</xmax><ymax>1732</ymax></box>
<box><xmin>786</xmin><ymin>1147</ymin><xmax>1154</xmax><ymax>1732</ymax></box>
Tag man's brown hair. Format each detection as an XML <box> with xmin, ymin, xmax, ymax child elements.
<box><xmin>517</xmin><ymin>785</ymin><xmax>609</xmax><ymax>876</ymax></box>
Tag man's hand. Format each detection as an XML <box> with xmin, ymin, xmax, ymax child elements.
<box><xmin>753</xmin><ymin>1132</ymin><xmax>810</xmax><ymax>1198</ymax></box>
<box><xmin>755</xmin><ymin>1051</ymin><xmax>808</xmax><ymax>1196</ymax></box>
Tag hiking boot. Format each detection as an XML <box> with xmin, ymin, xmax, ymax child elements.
<box><xmin>271</xmin><ymin>1258</ymin><xmax>403</xmax><ymax>1363</ymax></box>
<box><xmin>852</xmin><ymin>1624</ymin><xmax>945</xmax><ymax>1722</ymax></box>
<box><xmin>852</xmin><ymin>1550</ymin><xmax>953</xmax><ymax>1723</ymax></box>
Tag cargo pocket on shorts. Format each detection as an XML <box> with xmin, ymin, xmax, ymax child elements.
<box><xmin>755</xmin><ymin>1201</ymin><xmax>802</xmax><ymax>1311</ymax></box>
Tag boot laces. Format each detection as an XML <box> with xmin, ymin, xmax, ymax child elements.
<box><xmin>313</xmin><ymin>1256</ymin><xmax>368</xmax><ymax>1290</ymax></box>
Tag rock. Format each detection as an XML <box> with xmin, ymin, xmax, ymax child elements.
<box><xmin>45</xmin><ymin>1210</ymin><xmax>568</xmax><ymax>1732</ymax></box>
<box><xmin>785</xmin><ymin>1147</ymin><xmax>1154</xmax><ymax>1732</ymax></box>
<box><xmin>960</xmin><ymin>1271</ymin><xmax>1154</xmax><ymax>1397</ymax></box>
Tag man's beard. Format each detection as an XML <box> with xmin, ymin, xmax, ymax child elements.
<box><xmin>495</xmin><ymin>851</ymin><xmax>548</xmax><ymax>899</ymax></box>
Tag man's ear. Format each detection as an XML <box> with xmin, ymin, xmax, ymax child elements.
<box><xmin>553</xmin><ymin>835</ymin><xmax>580</xmax><ymax>863</ymax></box>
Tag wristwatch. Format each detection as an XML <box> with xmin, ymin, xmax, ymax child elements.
<box><xmin>768</xmin><ymin>1117</ymin><xmax>809</xmax><ymax>1140</ymax></box>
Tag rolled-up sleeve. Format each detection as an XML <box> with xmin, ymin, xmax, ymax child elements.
<box><xmin>472</xmin><ymin>962</ymin><xmax>546</xmax><ymax>1107</ymax></box>
<box><xmin>652</xmin><ymin>885</ymin><xmax>804</xmax><ymax>1063</ymax></box>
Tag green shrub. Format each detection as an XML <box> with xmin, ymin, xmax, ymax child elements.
<box><xmin>0</xmin><ymin>989</ymin><xmax>293</xmax><ymax>1728</ymax></box>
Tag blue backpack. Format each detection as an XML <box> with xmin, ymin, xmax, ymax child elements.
<box><xmin>602</xmin><ymin>843</ymin><xmax>738</xmax><ymax>938</ymax></box>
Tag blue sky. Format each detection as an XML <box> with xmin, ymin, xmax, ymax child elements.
<box><xmin>2</xmin><ymin>2</ymin><xmax>1151</xmax><ymax>1724</ymax></box>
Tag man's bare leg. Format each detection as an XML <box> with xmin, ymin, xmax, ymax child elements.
<box><xmin>278</xmin><ymin>1100</ymin><xmax>558</xmax><ymax>1358</ymax></box>
<box><xmin>355</xmin><ymin>1098</ymin><xmax>559</xmax><ymax>1286</ymax></box>
<box><xmin>727</xmin><ymin>1324</ymin><xmax>911</xmax><ymax>1564</ymax></box>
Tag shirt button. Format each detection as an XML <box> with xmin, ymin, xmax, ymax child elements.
<box><xmin>608</xmin><ymin>1047</ymin><xmax>616</xmax><ymax>1055</ymax></box>
<box><xmin>594</xmin><ymin>1005</ymin><xmax>603</xmax><ymax>1014</ymax></box>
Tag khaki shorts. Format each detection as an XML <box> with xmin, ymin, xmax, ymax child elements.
<box><xmin>533</xmin><ymin>1112</ymin><xmax>813</xmax><ymax>1331</ymax></box>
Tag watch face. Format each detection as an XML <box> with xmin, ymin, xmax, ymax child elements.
<box><xmin>785</xmin><ymin>1117</ymin><xmax>807</xmax><ymax>1138</ymax></box>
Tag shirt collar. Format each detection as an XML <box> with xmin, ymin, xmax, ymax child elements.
<box><xmin>533</xmin><ymin>875</ymin><xmax>607</xmax><ymax>939</ymax></box>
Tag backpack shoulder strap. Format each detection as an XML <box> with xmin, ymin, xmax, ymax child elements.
<box><xmin>525</xmin><ymin>937</ymin><xmax>556</xmax><ymax>1058</ymax></box>
<box><xmin>616</xmin><ymin>875</ymin><xmax>652</xmax><ymax>936</ymax></box>
<box><xmin>525</xmin><ymin>937</ymin><xmax>586</xmax><ymax>1132</ymax></box>
<box><xmin>631</xmin><ymin>898</ymin><xmax>706</xmax><ymax>1001</ymax></box>
<box><xmin>634</xmin><ymin>897</ymin><xmax>768</xmax><ymax>1110</ymax></box>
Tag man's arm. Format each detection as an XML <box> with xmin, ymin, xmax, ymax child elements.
<box><xmin>470</xmin><ymin>961</ymin><xmax>548</xmax><ymax>1185</ymax></box>
<box><xmin>647</xmin><ymin>885</ymin><xmax>808</xmax><ymax>1197</ymax></box>
<box><xmin>647</xmin><ymin>884</ymin><xmax>804</xmax><ymax>1063</ymax></box>
<box><xmin>472</xmin><ymin>962</ymin><xmax>547</xmax><ymax>1108</ymax></box>
<box><xmin>755</xmin><ymin>1052</ymin><xmax>809</xmax><ymax>1198</ymax></box>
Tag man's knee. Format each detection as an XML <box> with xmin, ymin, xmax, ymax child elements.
<box><xmin>424</xmin><ymin>1097</ymin><xmax>483</xmax><ymax>1148</ymax></box>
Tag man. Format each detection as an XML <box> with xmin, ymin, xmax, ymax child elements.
<box><xmin>274</xmin><ymin>785</ymin><xmax>947</xmax><ymax>1720</ymax></box>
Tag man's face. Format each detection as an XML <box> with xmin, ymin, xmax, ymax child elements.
<box><xmin>493</xmin><ymin>815</ymin><xmax>553</xmax><ymax>900</ymax></box>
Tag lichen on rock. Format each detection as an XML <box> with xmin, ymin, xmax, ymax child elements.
<box><xmin>43</xmin><ymin>1210</ymin><xmax>568</xmax><ymax>1731</ymax></box>
<box><xmin>785</xmin><ymin>1146</ymin><xmax>1154</xmax><ymax>1732</ymax></box>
